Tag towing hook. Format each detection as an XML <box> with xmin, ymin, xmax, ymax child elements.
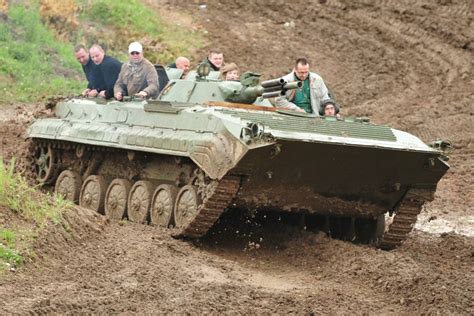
<box><xmin>240</xmin><ymin>122</ymin><xmax>264</xmax><ymax>144</ymax></box>
<box><xmin>429</xmin><ymin>139</ymin><xmax>453</xmax><ymax>153</ymax></box>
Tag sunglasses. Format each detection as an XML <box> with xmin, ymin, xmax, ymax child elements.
<box><xmin>130</xmin><ymin>51</ymin><xmax>140</xmax><ymax>55</ymax></box>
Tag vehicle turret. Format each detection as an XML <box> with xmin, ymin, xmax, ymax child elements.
<box><xmin>158</xmin><ymin>66</ymin><xmax>301</xmax><ymax>106</ymax></box>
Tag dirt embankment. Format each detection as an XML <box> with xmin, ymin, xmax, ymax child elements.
<box><xmin>0</xmin><ymin>0</ymin><xmax>473</xmax><ymax>314</ymax></box>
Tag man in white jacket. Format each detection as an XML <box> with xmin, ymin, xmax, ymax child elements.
<box><xmin>274</xmin><ymin>58</ymin><xmax>338</xmax><ymax>115</ymax></box>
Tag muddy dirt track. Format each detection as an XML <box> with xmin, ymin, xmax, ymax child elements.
<box><xmin>0</xmin><ymin>0</ymin><xmax>473</xmax><ymax>314</ymax></box>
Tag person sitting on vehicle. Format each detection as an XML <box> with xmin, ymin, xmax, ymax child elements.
<box><xmin>114</xmin><ymin>41</ymin><xmax>159</xmax><ymax>101</ymax></box>
<box><xmin>200</xmin><ymin>48</ymin><xmax>224</xmax><ymax>71</ymax></box>
<box><xmin>273</xmin><ymin>57</ymin><xmax>337</xmax><ymax>115</ymax></box>
<box><xmin>321</xmin><ymin>101</ymin><xmax>340</xmax><ymax>117</ymax></box>
<box><xmin>74</xmin><ymin>44</ymin><xmax>105</xmax><ymax>97</ymax></box>
<box><xmin>89</xmin><ymin>44</ymin><xmax>122</xmax><ymax>99</ymax></box>
<box><xmin>166</xmin><ymin>57</ymin><xmax>189</xmax><ymax>79</ymax></box>
<box><xmin>175</xmin><ymin>56</ymin><xmax>190</xmax><ymax>78</ymax></box>
<box><xmin>220</xmin><ymin>62</ymin><xmax>239</xmax><ymax>81</ymax></box>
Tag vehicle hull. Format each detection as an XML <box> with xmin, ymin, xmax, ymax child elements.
<box><xmin>232</xmin><ymin>140</ymin><xmax>448</xmax><ymax>217</ymax></box>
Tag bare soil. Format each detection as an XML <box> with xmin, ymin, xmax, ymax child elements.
<box><xmin>0</xmin><ymin>0</ymin><xmax>473</xmax><ymax>314</ymax></box>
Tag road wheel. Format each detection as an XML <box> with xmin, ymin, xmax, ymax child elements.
<box><xmin>79</xmin><ymin>175</ymin><xmax>107</xmax><ymax>214</ymax></box>
<box><xmin>127</xmin><ymin>180</ymin><xmax>153</xmax><ymax>223</ymax></box>
<box><xmin>150</xmin><ymin>184</ymin><xmax>177</xmax><ymax>227</ymax></box>
<box><xmin>54</xmin><ymin>170</ymin><xmax>82</xmax><ymax>203</ymax></box>
<box><xmin>33</xmin><ymin>144</ymin><xmax>58</xmax><ymax>184</ymax></box>
<box><xmin>174</xmin><ymin>185</ymin><xmax>201</xmax><ymax>229</ymax></box>
<box><xmin>104</xmin><ymin>179</ymin><xmax>132</xmax><ymax>220</ymax></box>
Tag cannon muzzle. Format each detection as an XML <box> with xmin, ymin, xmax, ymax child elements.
<box><xmin>259</xmin><ymin>79</ymin><xmax>301</xmax><ymax>100</ymax></box>
<box><xmin>261</xmin><ymin>78</ymin><xmax>286</xmax><ymax>88</ymax></box>
<box><xmin>283</xmin><ymin>81</ymin><xmax>302</xmax><ymax>90</ymax></box>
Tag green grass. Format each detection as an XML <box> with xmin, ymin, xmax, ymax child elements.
<box><xmin>0</xmin><ymin>2</ymin><xmax>83</xmax><ymax>103</ymax></box>
<box><xmin>0</xmin><ymin>229</ymin><xmax>22</xmax><ymax>268</ymax></box>
<box><xmin>0</xmin><ymin>158</ymin><xmax>71</xmax><ymax>272</ymax></box>
<box><xmin>0</xmin><ymin>159</ymin><xmax>68</xmax><ymax>225</ymax></box>
<box><xmin>78</xmin><ymin>0</ymin><xmax>205</xmax><ymax>63</ymax></box>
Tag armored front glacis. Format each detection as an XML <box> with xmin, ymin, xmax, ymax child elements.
<box><xmin>26</xmin><ymin>70</ymin><xmax>450</xmax><ymax>249</ymax></box>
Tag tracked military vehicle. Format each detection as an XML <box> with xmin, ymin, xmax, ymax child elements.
<box><xmin>26</xmin><ymin>66</ymin><xmax>450</xmax><ymax>249</ymax></box>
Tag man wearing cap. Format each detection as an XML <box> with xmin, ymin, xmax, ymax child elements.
<box><xmin>89</xmin><ymin>44</ymin><xmax>122</xmax><ymax>99</ymax></box>
<box><xmin>274</xmin><ymin>57</ymin><xmax>337</xmax><ymax>115</ymax></box>
<box><xmin>220</xmin><ymin>62</ymin><xmax>239</xmax><ymax>81</ymax></box>
<box><xmin>114</xmin><ymin>41</ymin><xmax>159</xmax><ymax>100</ymax></box>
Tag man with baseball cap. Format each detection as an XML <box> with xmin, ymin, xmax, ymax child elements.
<box><xmin>114</xmin><ymin>41</ymin><xmax>159</xmax><ymax>100</ymax></box>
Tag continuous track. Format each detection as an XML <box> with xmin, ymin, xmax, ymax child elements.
<box><xmin>379</xmin><ymin>188</ymin><xmax>435</xmax><ymax>250</ymax></box>
<box><xmin>179</xmin><ymin>176</ymin><xmax>241</xmax><ymax>238</ymax></box>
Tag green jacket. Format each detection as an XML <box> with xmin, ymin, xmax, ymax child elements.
<box><xmin>114</xmin><ymin>58</ymin><xmax>159</xmax><ymax>98</ymax></box>
<box><xmin>274</xmin><ymin>71</ymin><xmax>335</xmax><ymax>116</ymax></box>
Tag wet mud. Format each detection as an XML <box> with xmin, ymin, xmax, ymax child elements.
<box><xmin>0</xmin><ymin>0</ymin><xmax>473</xmax><ymax>313</ymax></box>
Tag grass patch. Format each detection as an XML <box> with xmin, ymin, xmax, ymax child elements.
<box><xmin>0</xmin><ymin>158</ymin><xmax>69</xmax><ymax>226</ymax></box>
<box><xmin>0</xmin><ymin>2</ymin><xmax>83</xmax><ymax>103</ymax></box>
<box><xmin>0</xmin><ymin>229</ymin><xmax>22</xmax><ymax>268</ymax></box>
<box><xmin>0</xmin><ymin>158</ymin><xmax>71</xmax><ymax>272</ymax></box>
<box><xmin>78</xmin><ymin>0</ymin><xmax>205</xmax><ymax>63</ymax></box>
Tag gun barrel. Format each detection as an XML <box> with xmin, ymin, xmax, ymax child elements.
<box><xmin>261</xmin><ymin>78</ymin><xmax>286</xmax><ymax>88</ymax></box>
<box><xmin>223</xmin><ymin>77</ymin><xmax>302</xmax><ymax>103</ymax></box>
<box><xmin>263</xmin><ymin>85</ymin><xmax>283</xmax><ymax>93</ymax></box>
<box><xmin>240</xmin><ymin>86</ymin><xmax>264</xmax><ymax>98</ymax></box>
<box><xmin>260</xmin><ymin>80</ymin><xmax>302</xmax><ymax>99</ymax></box>
<box><xmin>283</xmin><ymin>81</ymin><xmax>302</xmax><ymax>90</ymax></box>
<box><xmin>262</xmin><ymin>91</ymin><xmax>284</xmax><ymax>99</ymax></box>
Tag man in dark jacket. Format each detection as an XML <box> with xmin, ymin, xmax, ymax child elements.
<box><xmin>89</xmin><ymin>44</ymin><xmax>122</xmax><ymax>99</ymax></box>
<box><xmin>74</xmin><ymin>44</ymin><xmax>105</xmax><ymax>97</ymax></box>
<box><xmin>200</xmin><ymin>48</ymin><xmax>224</xmax><ymax>71</ymax></box>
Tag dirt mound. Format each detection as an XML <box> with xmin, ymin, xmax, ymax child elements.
<box><xmin>0</xmin><ymin>0</ymin><xmax>473</xmax><ymax>313</ymax></box>
<box><xmin>0</xmin><ymin>103</ymin><xmax>46</xmax><ymax>157</ymax></box>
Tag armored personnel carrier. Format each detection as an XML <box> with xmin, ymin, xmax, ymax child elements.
<box><xmin>26</xmin><ymin>66</ymin><xmax>450</xmax><ymax>249</ymax></box>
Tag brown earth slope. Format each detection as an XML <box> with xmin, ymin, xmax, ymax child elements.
<box><xmin>0</xmin><ymin>0</ymin><xmax>473</xmax><ymax>314</ymax></box>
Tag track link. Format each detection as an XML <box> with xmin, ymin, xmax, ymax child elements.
<box><xmin>379</xmin><ymin>188</ymin><xmax>435</xmax><ymax>250</ymax></box>
<box><xmin>179</xmin><ymin>176</ymin><xmax>241</xmax><ymax>238</ymax></box>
